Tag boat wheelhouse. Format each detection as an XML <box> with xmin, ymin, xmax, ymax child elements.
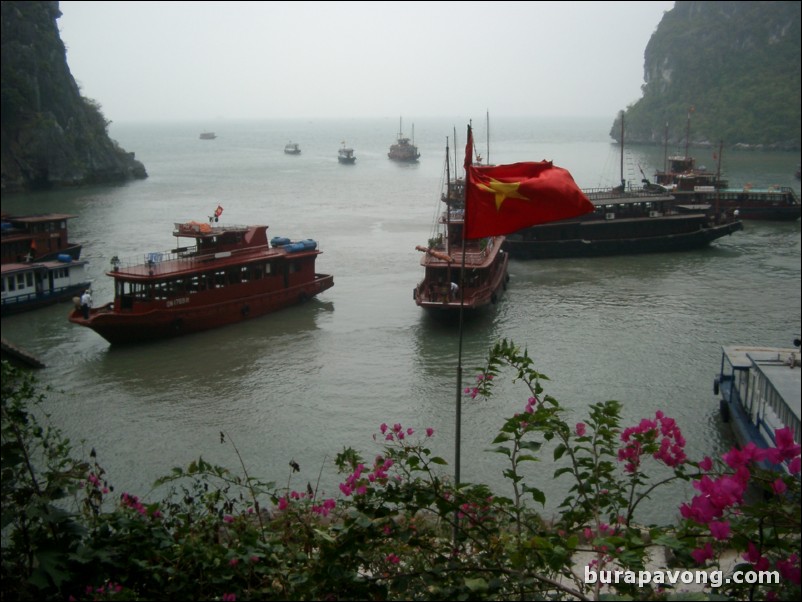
<box><xmin>68</xmin><ymin>216</ymin><xmax>333</xmax><ymax>344</ymax></box>
<box><xmin>714</xmin><ymin>344</ymin><xmax>801</xmax><ymax>471</ymax></box>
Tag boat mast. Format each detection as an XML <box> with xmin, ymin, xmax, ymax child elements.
<box><xmin>684</xmin><ymin>106</ymin><xmax>693</xmax><ymax>159</ymax></box>
<box><xmin>715</xmin><ymin>140</ymin><xmax>723</xmax><ymax>220</ymax></box>
<box><xmin>486</xmin><ymin>110</ymin><xmax>490</xmax><ymax>166</ymax></box>
<box><xmin>663</xmin><ymin>121</ymin><xmax>669</xmax><ymax>173</ymax></box>
<box><xmin>620</xmin><ymin>111</ymin><xmax>625</xmax><ymax>190</ymax></box>
<box><xmin>445</xmin><ymin>139</ymin><xmax>451</xmax><ymax>256</ymax></box>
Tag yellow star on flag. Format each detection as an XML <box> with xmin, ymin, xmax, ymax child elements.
<box><xmin>477</xmin><ymin>178</ymin><xmax>530</xmax><ymax>211</ymax></box>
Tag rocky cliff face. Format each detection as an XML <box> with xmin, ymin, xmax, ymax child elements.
<box><xmin>613</xmin><ymin>1</ymin><xmax>801</xmax><ymax>150</ymax></box>
<box><xmin>1</xmin><ymin>1</ymin><xmax>147</xmax><ymax>192</ymax></box>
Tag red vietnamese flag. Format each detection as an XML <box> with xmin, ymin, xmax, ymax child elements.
<box><xmin>463</xmin><ymin>125</ymin><xmax>594</xmax><ymax>240</ymax></box>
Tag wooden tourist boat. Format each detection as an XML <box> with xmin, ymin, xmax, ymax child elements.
<box><xmin>68</xmin><ymin>213</ymin><xmax>334</xmax><ymax>344</ymax></box>
<box><xmin>714</xmin><ymin>342</ymin><xmax>801</xmax><ymax>472</ymax></box>
<box><xmin>1</xmin><ymin>213</ymin><xmax>90</xmax><ymax>315</ymax></box>
<box><xmin>1</xmin><ymin>212</ymin><xmax>83</xmax><ymax>264</ymax></box>
<box><xmin>413</xmin><ymin>146</ymin><xmax>508</xmax><ymax>312</ymax></box>
<box><xmin>388</xmin><ymin>117</ymin><xmax>420</xmax><ymax>163</ymax></box>
<box><xmin>2</xmin><ymin>256</ymin><xmax>90</xmax><ymax>316</ymax></box>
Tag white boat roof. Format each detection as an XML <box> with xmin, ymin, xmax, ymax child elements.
<box><xmin>723</xmin><ymin>345</ymin><xmax>801</xmax><ymax>422</ymax></box>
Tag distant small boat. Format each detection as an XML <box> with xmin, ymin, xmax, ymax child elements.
<box><xmin>199</xmin><ymin>132</ymin><xmax>217</xmax><ymax>140</ymax></box>
<box><xmin>338</xmin><ymin>142</ymin><xmax>356</xmax><ymax>164</ymax></box>
<box><xmin>284</xmin><ymin>142</ymin><xmax>301</xmax><ymax>155</ymax></box>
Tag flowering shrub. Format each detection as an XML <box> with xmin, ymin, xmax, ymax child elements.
<box><xmin>1</xmin><ymin>340</ymin><xmax>799</xmax><ymax>601</ymax></box>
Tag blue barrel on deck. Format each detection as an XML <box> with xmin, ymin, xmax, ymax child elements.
<box><xmin>271</xmin><ymin>236</ymin><xmax>291</xmax><ymax>247</ymax></box>
<box><xmin>284</xmin><ymin>242</ymin><xmax>307</xmax><ymax>253</ymax></box>
<box><xmin>57</xmin><ymin>254</ymin><xmax>72</xmax><ymax>263</ymax></box>
<box><xmin>299</xmin><ymin>239</ymin><xmax>317</xmax><ymax>250</ymax></box>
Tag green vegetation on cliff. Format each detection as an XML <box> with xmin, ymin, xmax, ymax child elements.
<box><xmin>1</xmin><ymin>1</ymin><xmax>146</xmax><ymax>192</ymax></box>
<box><xmin>613</xmin><ymin>1</ymin><xmax>801</xmax><ymax>150</ymax></box>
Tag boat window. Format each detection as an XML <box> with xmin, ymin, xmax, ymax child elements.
<box><xmin>264</xmin><ymin>262</ymin><xmax>272</xmax><ymax>275</ymax></box>
<box><xmin>240</xmin><ymin>266</ymin><xmax>250</xmax><ymax>282</ymax></box>
<box><xmin>215</xmin><ymin>270</ymin><xmax>226</xmax><ymax>288</ymax></box>
<box><xmin>16</xmin><ymin>274</ymin><xmax>27</xmax><ymax>289</ymax></box>
<box><xmin>4</xmin><ymin>277</ymin><xmax>13</xmax><ymax>292</ymax></box>
<box><xmin>26</xmin><ymin>272</ymin><xmax>34</xmax><ymax>287</ymax></box>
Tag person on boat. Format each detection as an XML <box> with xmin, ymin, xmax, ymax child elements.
<box><xmin>80</xmin><ymin>289</ymin><xmax>92</xmax><ymax>319</ymax></box>
<box><xmin>450</xmin><ymin>281</ymin><xmax>459</xmax><ymax>299</ymax></box>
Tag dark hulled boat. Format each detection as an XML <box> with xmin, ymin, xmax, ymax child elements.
<box><xmin>503</xmin><ymin>188</ymin><xmax>743</xmax><ymax>260</ymax></box>
<box><xmin>68</xmin><ymin>212</ymin><xmax>333</xmax><ymax>344</ymax></box>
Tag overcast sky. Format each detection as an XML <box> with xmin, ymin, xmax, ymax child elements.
<box><xmin>57</xmin><ymin>1</ymin><xmax>675</xmax><ymax>122</ymax></box>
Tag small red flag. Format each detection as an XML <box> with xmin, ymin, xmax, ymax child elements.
<box><xmin>214</xmin><ymin>205</ymin><xmax>224</xmax><ymax>218</ymax></box>
<box><xmin>463</xmin><ymin>125</ymin><xmax>593</xmax><ymax>240</ymax></box>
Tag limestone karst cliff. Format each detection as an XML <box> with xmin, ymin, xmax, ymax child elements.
<box><xmin>1</xmin><ymin>1</ymin><xmax>147</xmax><ymax>192</ymax></box>
<box><xmin>613</xmin><ymin>1</ymin><xmax>801</xmax><ymax>150</ymax></box>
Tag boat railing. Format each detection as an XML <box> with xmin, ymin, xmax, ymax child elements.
<box><xmin>109</xmin><ymin>246</ymin><xmax>201</xmax><ymax>271</ymax></box>
<box><xmin>583</xmin><ymin>187</ymin><xmax>671</xmax><ymax>201</ymax></box>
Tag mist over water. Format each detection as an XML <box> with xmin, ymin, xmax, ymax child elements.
<box><xmin>2</xmin><ymin>116</ymin><xmax>799</xmax><ymax>523</ymax></box>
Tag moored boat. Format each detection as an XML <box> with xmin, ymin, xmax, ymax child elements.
<box><xmin>714</xmin><ymin>342</ymin><xmax>801</xmax><ymax>472</ymax></box>
<box><xmin>1</xmin><ymin>212</ymin><xmax>83</xmax><ymax>263</ymax></box>
<box><xmin>284</xmin><ymin>142</ymin><xmax>301</xmax><ymax>155</ymax></box>
<box><xmin>68</xmin><ymin>210</ymin><xmax>334</xmax><ymax>344</ymax></box>
<box><xmin>502</xmin><ymin>189</ymin><xmax>744</xmax><ymax>259</ymax></box>
<box><xmin>1</xmin><ymin>213</ymin><xmax>90</xmax><ymax>315</ymax></box>
<box><xmin>413</xmin><ymin>144</ymin><xmax>508</xmax><ymax>312</ymax></box>
<box><xmin>2</xmin><ymin>256</ymin><xmax>90</xmax><ymax>316</ymax></box>
<box><xmin>671</xmin><ymin>186</ymin><xmax>801</xmax><ymax>221</ymax></box>
<box><xmin>199</xmin><ymin>132</ymin><xmax>217</xmax><ymax>140</ymax></box>
<box><xmin>388</xmin><ymin>117</ymin><xmax>420</xmax><ymax>163</ymax></box>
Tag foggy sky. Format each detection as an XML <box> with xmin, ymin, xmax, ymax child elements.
<box><xmin>57</xmin><ymin>1</ymin><xmax>675</xmax><ymax>123</ymax></box>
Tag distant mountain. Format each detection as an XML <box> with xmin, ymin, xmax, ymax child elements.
<box><xmin>1</xmin><ymin>1</ymin><xmax>147</xmax><ymax>192</ymax></box>
<box><xmin>612</xmin><ymin>1</ymin><xmax>801</xmax><ymax>150</ymax></box>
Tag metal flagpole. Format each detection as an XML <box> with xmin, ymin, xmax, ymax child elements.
<box><xmin>453</xmin><ymin>124</ymin><xmax>472</xmax><ymax>546</ymax></box>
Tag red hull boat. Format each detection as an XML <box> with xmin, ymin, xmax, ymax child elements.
<box><xmin>68</xmin><ymin>215</ymin><xmax>333</xmax><ymax>344</ymax></box>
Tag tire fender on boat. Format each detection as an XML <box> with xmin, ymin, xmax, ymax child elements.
<box><xmin>713</xmin><ymin>377</ymin><xmax>720</xmax><ymax>395</ymax></box>
<box><xmin>491</xmin><ymin>293</ymin><xmax>498</xmax><ymax>304</ymax></box>
<box><xmin>241</xmin><ymin>304</ymin><xmax>250</xmax><ymax>317</ymax></box>
<box><xmin>172</xmin><ymin>318</ymin><xmax>183</xmax><ymax>332</ymax></box>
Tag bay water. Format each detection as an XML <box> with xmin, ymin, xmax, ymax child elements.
<box><xmin>2</xmin><ymin>116</ymin><xmax>800</xmax><ymax>524</ymax></box>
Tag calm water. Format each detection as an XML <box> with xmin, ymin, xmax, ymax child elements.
<box><xmin>2</xmin><ymin>116</ymin><xmax>800</xmax><ymax>524</ymax></box>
